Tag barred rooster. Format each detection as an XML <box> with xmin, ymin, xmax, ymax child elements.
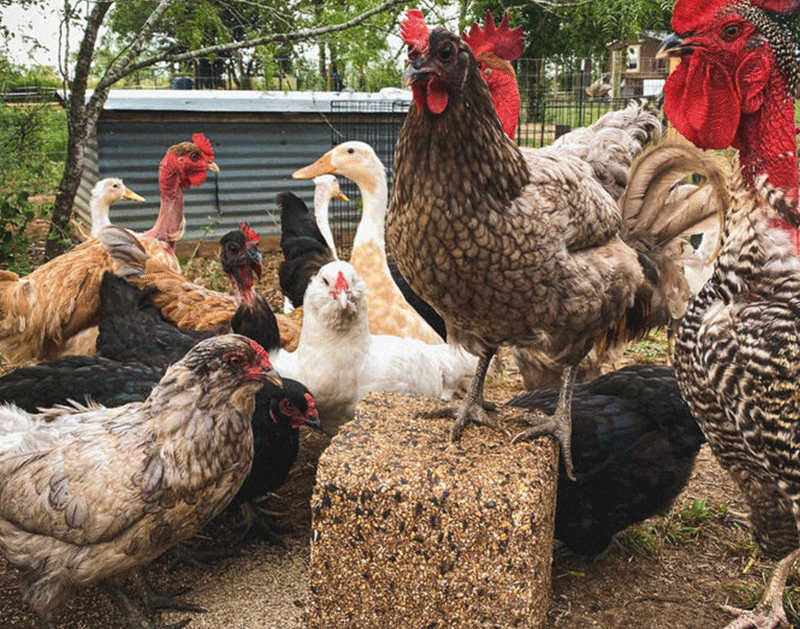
<box><xmin>660</xmin><ymin>0</ymin><xmax>800</xmax><ymax>626</ymax></box>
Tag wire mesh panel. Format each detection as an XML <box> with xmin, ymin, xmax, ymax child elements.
<box><xmin>326</xmin><ymin>100</ymin><xmax>410</xmax><ymax>253</ymax></box>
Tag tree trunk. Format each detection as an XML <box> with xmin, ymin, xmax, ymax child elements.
<box><xmin>44</xmin><ymin>0</ymin><xmax>112</xmax><ymax>261</ymax></box>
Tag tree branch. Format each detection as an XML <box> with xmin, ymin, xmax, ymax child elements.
<box><xmin>116</xmin><ymin>0</ymin><xmax>408</xmax><ymax>81</ymax></box>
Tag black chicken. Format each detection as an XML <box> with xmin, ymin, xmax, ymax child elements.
<box><xmin>276</xmin><ymin>191</ymin><xmax>336</xmax><ymax>309</ymax></box>
<box><xmin>508</xmin><ymin>364</ymin><xmax>705</xmax><ymax>558</ymax></box>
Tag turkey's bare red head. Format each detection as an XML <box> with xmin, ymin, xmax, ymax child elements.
<box><xmin>658</xmin><ymin>0</ymin><xmax>800</xmax><ymax>150</ymax></box>
<box><xmin>401</xmin><ymin>11</ymin><xmax>474</xmax><ymax>115</ymax></box>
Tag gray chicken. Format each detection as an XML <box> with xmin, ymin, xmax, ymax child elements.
<box><xmin>387</xmin><ymin>11</ymin><xmax>711</xmax><ymax>479</ymax></box>
<box><xmin>0</xmin><ymin>334</ymin><xmax>281</xmax><ymax>626</ymax></box>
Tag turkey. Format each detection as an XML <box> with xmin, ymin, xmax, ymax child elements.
<box><xmin>0</xmin><ymin>334</ymin><xmax>279</xmax><ymax>626</ymax></box>
<box><xmin>660</xmin><ymin>0</ymin><xmax>800</xmax><ymax>626</ymax></box>
<box><xmin>387</xmin><ymin>10</ymin><xmax>722</xmax><ymax>478</ymax></box>
<box><xmin>508</xmin><ymin>364</ymin><xmax>704</xmax><ymax>558</ymax></box>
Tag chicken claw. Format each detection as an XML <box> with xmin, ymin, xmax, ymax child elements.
<box><xmin>512</xmin><ymin>365</ymin><xmax>576</xmax><ymax>480</ymax></box>
<box><xmin>718</xmin><ymin>549</ymin><xmax>800</xmax><ymax>629</ymax></box>
<box><xmin>418</xmin><ymin>399</ymin><xmax>501</xmax><ymax>441</ymax></box>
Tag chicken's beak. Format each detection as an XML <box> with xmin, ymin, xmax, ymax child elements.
<box><xmin>123</xmin><ymin>187</ymin><xmax>146</xmax><ymax>203</ymax></box>
<box><xmin>246</xmin><ymin>245</ymin><xmax>264</xmax><ymax>280</ymax></box>
<box><xmin>253</xmin><ymin>364</ymin><xmax>282</xmax><ymax>387</ymax></box>
<box><xmin>293</xmin><ymin>153</ymin><xmax>335</xmax><ymax>178</ymax></box>
<box><xmin>656</xmin><ymin>32</ymin><xmax>691</xmax><ymax>59</ymax></box>
<box><xmin>208</xmin><ymin>161</ymin><xmax>221</xmax><ymax>173</ymax></box>
<box><xmin>402</xmin><ymin>61</ymin><xmax>431</xmax><ymax>88</ymax></box>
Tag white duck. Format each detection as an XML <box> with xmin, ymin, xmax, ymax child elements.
<box><xmin>293</xmin><ymin>141</ymin><xmax>445</xmax><ymax>345</ymax></box>
<box><xmin>272</xmin><ymin>260</ymin><xmax>476</xmax><ymax>436</ymax></box>
<box><xmin>75</xmin><ymin>178</ymin><xmax>146</xmax><ymax>239</ymax></box>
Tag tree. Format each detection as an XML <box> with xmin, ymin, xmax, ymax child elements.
<box><xmin>9</xmin><ymin>0</ymin><xmax>408</xmax><ymax>260</ymax></box>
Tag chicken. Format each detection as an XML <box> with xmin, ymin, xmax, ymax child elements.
<box><xmin>0</xmin><ymin>334</ymin><xmax>280</xmax><ymax>625</ymax></box>
<box><xmin>293</xmin><ymin>141</ymin><xmax>445</xmax><ymax>345</ymax></box>
<box><xmin>96</xmin><ymin>272</ymin><xmax>212</xmax><ymax>369</ymax></box>
<box><xmin>98</xmin><ymin>225</ymin><xmax>301</xmax><ymax>351</ymax></box>
<box><xmin>272</xmin><ymin>260</ymin><xmax>477</xmax><ymax>436</ymax></box>
<box><xmin>508</xmin><ymin>364</ymin><xmax>704</xmax><ymax>558</ymax></box>
<box><xmin>0</xmin><ymin>136</ymin><xmax>218</xmax><ymax>363</ymax></box>
<box><xmin>659</xmin><ymin>0</ymin><xmax>800</xmax><ymax>626</ymax></box>
<box><xmin>387</xmin><ymin>10</ymin><xmax>717</xmax><ymax>478</ymax></box>
<box><xmin>276</xmin><ymin>191</ymin><xmax>337</xmax><ymax>311</ymax></box>
<box><xmin>0</xmin><ymin>354</ymin><xmax>163</xmax><ymax>411</ymax></box>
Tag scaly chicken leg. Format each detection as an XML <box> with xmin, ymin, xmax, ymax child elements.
<box><xmin>418</xmin><ymin>348</ymin><xmax>500</xmax><ymax>437</ymax></box>
<box><xmin>720</xmin><ymin>548</ymin><xmax>800</xmax><ymax>629</ymax></box>
<box><xmin>513</xmin><ymin>365</ymin><xmax>576</xmax><ymax>481</ymax></box>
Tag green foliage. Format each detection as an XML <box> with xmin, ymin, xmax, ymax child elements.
<box><xmin>473</xmin><ymin>0</ymin><xmax>672</xmax><ymax>59</ymax></box>
<box><xmin>0</xmin><ymin>190</ymin><xmax>36</xmax><ymax>273</ymax></box>
<box><xmin>0</xmin><ymin>104</ymin><xmax>67</xmax><ymax>192</ymax></box>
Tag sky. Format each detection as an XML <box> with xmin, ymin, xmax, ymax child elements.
<box><xmin>2</xmin><ymin>0</ymin><xmax>87</xmax><ymax>70</ymax></box>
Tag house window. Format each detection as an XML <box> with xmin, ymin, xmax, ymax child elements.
<box><xmin>626</xmin><ymin>45</ymin><xmax>640</xmax><ymax>71</ymax></box>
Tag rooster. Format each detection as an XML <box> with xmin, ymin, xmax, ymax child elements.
<box><xmin>293</xmin><ymin>141</ymin><xmax>445</xmax><ymax>344</ymax></box>
<box><xmin>508</xmin><ymin>364</ymin><xmax>704</xmax><ymax>558</ymax></box>
<box><xmin>272</xmin><ymin>260</ymin><xmax>477</xmax><ymax>436</ymax></box>
<box><xmin>0</xmin><ymin>334</ymin><xmax>279</xmax><ymax>626</ymax></box>
<box><xmin>387</xmin><ymin>10</ymin><xmax>720</xmax><ymax>478</ymax></box>
<box><xmin>659</xmin><ymin>0</ymin><xmax>800</xmax><ymax>626</ymax></box>
<box><xmin>0</xmin><ymin>135</ymin><xmax>218</xmax><ymax>363</ymax></box>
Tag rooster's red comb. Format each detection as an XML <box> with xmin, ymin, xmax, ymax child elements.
<box><xmin>672</xmin><ymin>0</ymin><xmax>800</xmax><ymax>32</ymax></box>
<box><xmin>463</xmin><ymin>10</ymin><xmax>524</xmax><ymax>61</ymax></box>
<box><xmin>401</xmin><ymin>9</ymin><xmax>430</xmax><ymax>53</ymax></box>
<box><xmin>191</xmin><ymin>133</ymin><xmax>214</xmax><ymax>159</ymax></box>
<box><xmin>239</xmin><ymin>221</ymin><xmax>260</xmax><ymax>246</ymax></box>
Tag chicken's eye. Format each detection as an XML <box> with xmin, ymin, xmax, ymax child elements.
<box><xmin>190</xmin><ymin>152</ymin><xmax>200</xmax><ymax>161</ymax></box>
<box><xmin>225</xmin><ymin>352</ymin><xmax>245</xmax><ymax>368</ymax></box>
<box><xmin>721</xmin><ymin>23</ymin><xmax>741</xmax><ymax>41</ymax></box>
<box><xmin>438</xmin><ymin>44</ymin><xmax>453</xmax><ymax>61</ymax></box>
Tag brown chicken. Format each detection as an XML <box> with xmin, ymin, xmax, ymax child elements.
<box><xmin>0</xmin><ymin>334</ymin><xmax>281</xmax><ymax>625</ymax></box>
<box><xmin>99</xmin><ymin>225</ymin><xmax>301</xmax><ymax>352</ymax></box>
<box><xmin>386</xmin><ymin>11</ymin><xmax>720</xmax><ymax>478</ymax></box>
<box><xmin>0</xmin><ymin>136</ymin><xmax>218</xmax><ymax>363</ymax></box>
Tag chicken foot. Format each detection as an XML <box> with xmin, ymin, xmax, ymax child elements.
<box><xmin>235</xmin><ymin>501</ymin><xmax>294</xmax><ymax>547</ymax></box>
<box><xmin>512</xmin><ymin>365</ymin><xmax>576</xmax><ymax>481</ymax></box>
<box><xmin>719</xmin><ymin>548</ymin><xmax>800</xmax><ymax>629</ymax></box>
<box><xmin>417</xmin><ymin>348</ymin><xmax>502</xmax><ymax>440</ymax></box>
<box><xmin>130</xmin><ymin>567</ymin><xmax>207</xmax><ymax>616</ymax></box>
<box><xmin>102</xmin><ymin>579</ymin><xmax>192</xmax><ymax>629</ymax></box>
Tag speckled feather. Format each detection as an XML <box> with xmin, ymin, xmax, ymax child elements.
<box><xmin>0</xmin><ymin>335</ymin><xmax>266</xmax><ymax>620</ymax></box>
<box><xmin>674</xmin><ymin>173</ymin><xmax>800</xmax><ymax>559</ymax></box>
<box><xmin>387</xmin><ymin>28</ymin><xmax>650</xmax><ymax>365</ymax></box>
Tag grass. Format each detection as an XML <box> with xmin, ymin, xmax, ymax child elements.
<box><xmin>624</xmin><ymin>330</ymin><xmax>671</xmax><ymax>364</ymax></box>
<box><xmin>617</xmin><ymin>498</ymin><xmax>731</xmax><ymax>558</ymax></box>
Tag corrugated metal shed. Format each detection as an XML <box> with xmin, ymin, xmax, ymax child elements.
<box><xmin>77</xmin><ymin>88</ymin><xmax>412</xmax><ymax>248</ymax></box>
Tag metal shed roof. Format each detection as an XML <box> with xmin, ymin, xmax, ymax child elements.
<box><xmin>76</xmin><ymin>89</ymin><xmax>412</xmax><ymax>248</ymax></box>
<box><xmin>98</xmin><ymin>87</ymin><xmax>412</xmax><ymax>113</ymax></box>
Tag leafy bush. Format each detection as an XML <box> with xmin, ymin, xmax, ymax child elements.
<box><xmin>0</xmin><ymin>190</ymin><xmax>36</xmax><ymax>274</ymax></box>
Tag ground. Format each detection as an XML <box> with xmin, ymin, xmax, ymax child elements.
<box><xmin>0</xmin><ymin>244</ymin><xmax>797</xmax><ymax>629</ymax></box>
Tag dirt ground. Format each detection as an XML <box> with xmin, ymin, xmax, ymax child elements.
<box><xmin>0</xmin><ymin>245</ymin><xmax>793</xmax><ymax>629</ymax></box>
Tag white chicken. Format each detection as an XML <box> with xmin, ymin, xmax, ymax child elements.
<box><xmin>272</xmin><ymin>260</ymin><xmax>476</xmax><ymax>436</ymax></box>
<box><xmin>293</xmin><ymin>141</ymin><xmax>445</xmax><ymax>345</ymax></box>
